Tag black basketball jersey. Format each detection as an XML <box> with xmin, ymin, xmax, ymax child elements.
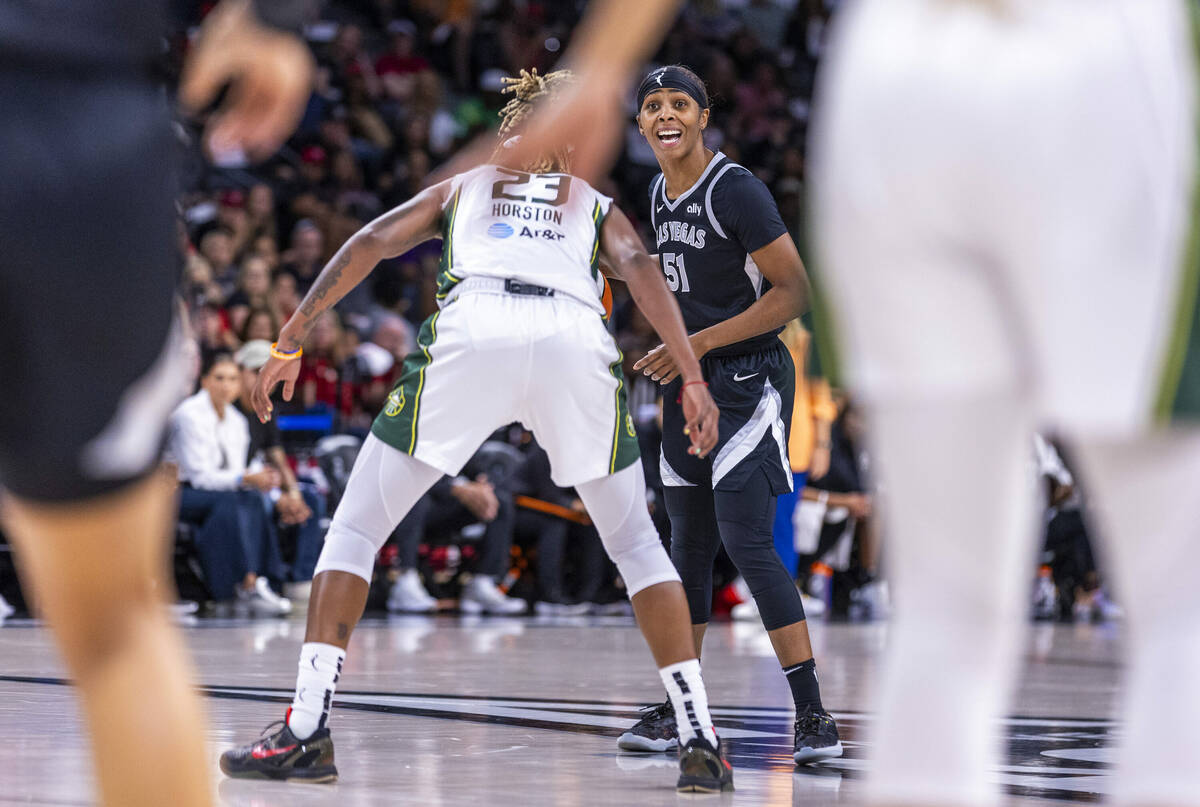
<box><xmin>648</xmin><ymin>151</ymin><xmax>789</xmax><ymax>357</ymax></box>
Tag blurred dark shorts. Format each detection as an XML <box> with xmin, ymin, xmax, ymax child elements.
<box><xmin>0</xmin><ymin>70</ymin><xmax>184</xmax><ymax>503</ymax></box>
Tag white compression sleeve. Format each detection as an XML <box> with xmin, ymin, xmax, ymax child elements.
<box><xmin>576</xmin><ymin>461</ymin><xmax>680</xmax><ymax>597</ymax></box>
<box><xmin>313</xmin><ymin>434</ymin><xmax>444</xmax><ymax>582</ymax></box>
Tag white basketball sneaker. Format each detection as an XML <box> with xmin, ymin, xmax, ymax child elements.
<box><xmin>239</xmin><ymin>577</ymin><xmax>293</xmax><ymax>617</ymax></box>
<box><xmin>387</xmin><ymin>569</ymin><xmax>438</xmax><ymax>613</ymax></box>
<box><xmin>459</xmin><ymin>576</ymin><xmax>527</xmax><ymax>615</ymax></box>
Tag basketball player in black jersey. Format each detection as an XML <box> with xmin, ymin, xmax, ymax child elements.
<box><xmin>0</xmin><ymin>2</ymin><xmax>310</xmax><ymax>805</ymax></box>
<box><xmin>616</xmin><ymin>65</ymin><xmax>842</xmax><ymax>765</ymax></box>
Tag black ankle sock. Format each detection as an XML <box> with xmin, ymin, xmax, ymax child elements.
<box><xmin>783</xmin><ymin>658</ymin><xmax>823</xmax><ymax>713</ymax></box>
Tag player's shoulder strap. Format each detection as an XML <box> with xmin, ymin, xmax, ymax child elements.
<box><xmin>703</xmin><ymin>158</ymin><xmax>753</xmax><ymax>240</ymax></box>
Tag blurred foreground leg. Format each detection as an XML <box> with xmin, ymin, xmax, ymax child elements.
<box><xmin>864</xmin><ymin>394</ymin><xmax>1036</xmax><ymax>807</ymax></box>
<box><xmin>1074</xmin><ymin>430</ymin><xmax>1200</xmax><ymax>807</ymax></box>
<box><xmin>3</xmin><ymin>472</ymin><xmax>212</xmax><ymax>807</ymax></box>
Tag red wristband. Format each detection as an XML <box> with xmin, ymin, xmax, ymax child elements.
<box><xmin>677</xmin><ymin>379</ymin><xmax>708</xmax><ymax>403</ymax></box>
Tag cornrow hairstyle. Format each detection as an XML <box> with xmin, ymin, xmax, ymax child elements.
<box><xmin>492</xmin><ymin>68</ymin><xmax>576</xmax><ymax>174</ymax></box>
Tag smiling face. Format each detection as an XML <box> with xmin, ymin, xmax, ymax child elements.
<box><xmin>637</xmin><ymin>89</ymin><xmax>709</xmax><ymax>163</ymax></box>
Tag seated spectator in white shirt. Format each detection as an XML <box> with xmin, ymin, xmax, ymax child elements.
<box><xmin>167</xmin><ymin>353</ymin><xmax>291</xmax><ymax>616</ymax></box>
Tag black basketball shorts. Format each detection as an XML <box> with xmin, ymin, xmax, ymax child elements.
<box><xmin>0</xmin><ymin>70</ymin><xmax>185</xmax><ymax>503</ymax></box>
<box><xmin>660</xmin><ymin>340</ymin><xmax>795</xmax><ymax>495</ymax></box>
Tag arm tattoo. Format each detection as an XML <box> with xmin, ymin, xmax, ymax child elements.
<box><xmin>299</xmin><ymin>246</ymin><xmax>353</xmax><ymax>319</ymax></box>
<box><xmin>337</xmin><ymin>622</ymin><xmax>349</xmax><ymax>640</ymax></box>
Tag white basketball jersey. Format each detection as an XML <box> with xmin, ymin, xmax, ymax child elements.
<box><xmin>435</xmin><ymin>165</ymin><xmax>613</xmax><ymax>315</ymax></box>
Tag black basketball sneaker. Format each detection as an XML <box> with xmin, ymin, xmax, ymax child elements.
<box><xmin>792</xmin><ymin>706</ymin><xmax>843</xmax><ymax>764</ymax></box>
<box><xmin>676</xmin><ymin>735</ymin><xmax>734</xmax><ymax>793</ymax></box>
<box><xmin>617</xmin><ymin>700</ymin><xmax>679</xmax><ymax>752</ymax></box>
<box><xmin>219</xmin><ymin>711</ymin><xmax>338</xmax><ymax>783</ymax></box>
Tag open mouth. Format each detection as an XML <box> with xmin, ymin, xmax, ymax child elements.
<box><xmin>656</xmin><ymin>129</ymin><xmax>683</xmax><ymax>148</ymax></box>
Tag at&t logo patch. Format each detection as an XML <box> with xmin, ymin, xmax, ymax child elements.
<box><xmin>487</xmin><ymin>222</ymin><xmax>515</xmax><ymax>239</ymax></box>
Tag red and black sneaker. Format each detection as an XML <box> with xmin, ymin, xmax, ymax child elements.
<box><xmin>676</xmin><ymin>735</ymin><xmax>734</xmax><ymax>793</ymax></box>
<box><xmin>219</xmin><ymin>712</ymin><xmax>337</xmax><ymax>783</ymax></box>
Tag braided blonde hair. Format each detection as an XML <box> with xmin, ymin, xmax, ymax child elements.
<box><xmin>492</xmin><ymin>68</ymin><xmax>575</xmax><ymax>174</ymax></box>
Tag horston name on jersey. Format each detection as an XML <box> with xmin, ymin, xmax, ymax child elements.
<box><xmin>491</xmin><ymin>202</ymin><xmax>565</xmax><ymax>224</ymax></box>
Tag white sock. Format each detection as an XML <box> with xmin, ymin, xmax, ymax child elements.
<box><xmin>287</xmin><ymin>642</ymin><xmax>346</xmax><ymax>740</ymax></box>
<box><xmin>659</xmin><ymin>659</ymin><xmax>718</xmax><ymax>747</ymax></box>
<box><xmin>1074</xmin><ymin>430</ymin><xmax>1200</xmax><ymax>806</ymax></box>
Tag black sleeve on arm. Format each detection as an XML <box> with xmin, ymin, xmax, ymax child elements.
<box><xmin>250</xmin><ymin>0</ymin><xmax>314</xmax><ymax>34</ymax></box>
<box><xmin>713</xmin><ymin>170</ymin><xmax>789</xmax><ymax>254</ymax></box>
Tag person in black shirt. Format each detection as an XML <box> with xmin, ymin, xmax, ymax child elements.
<box><xmin>235</xmin><ymin>341</ymin><xmax>327</xmax><ymax>595</ymax></box>
<box><xmin>620</xmin><ymin>65</ymin><xmax>842</xmax><ymax>765</ymax></box>
<box><xmin>0</xmin><ymin>2</ymin><xmax>311</xmax><ymax>805</ymax></box>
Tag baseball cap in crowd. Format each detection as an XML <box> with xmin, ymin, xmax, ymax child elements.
<box><xmin>235</xmin><ymin>340</ymin><xmax>273</xmax><ymax>371</ymax></box>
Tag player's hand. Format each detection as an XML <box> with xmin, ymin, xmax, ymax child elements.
<box><xmin>680</xmin><ymin>382</ymin><xmax>718</xmax><ymax>459</ymax></box>
<box><xmin>179</xmin><ymin>0</ymin><xmax>315</xmax><ymax>160</ymax></box>
<box><xmin>252</xmin><ymin>356</ymin><xmax>301</xmax><ymax>422</ymax></box>
<box><xmin>633</xmin><ymin>334</ymin><xmax>708</xmax><ymax>386</ymax></box>
<box><xmin>633</xmin><ymin>343</ymin><xmax>680</xmax><ymax>385</ymax></box>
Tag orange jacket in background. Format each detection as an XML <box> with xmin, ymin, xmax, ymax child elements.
<box><xmin>780</xmin><ymin>320</ymin><xmax>837</xmax><ymax>474</ymax></box>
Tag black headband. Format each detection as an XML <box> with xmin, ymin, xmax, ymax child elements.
<box><xmin>636</xmin><ymin>67</ymin><xmax>708</xmax><ymax>111</ymax></box>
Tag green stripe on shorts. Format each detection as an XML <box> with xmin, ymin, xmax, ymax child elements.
<box><xmin>607</xmin><ymin>349</ymin><xmax>640</xmax><ymax>474</ymax></box>
<box><xmin>1153</xmin><ymin>2</ymin><xmax>1200</xmax><ymax>422</ymax></box>
<box><xmin>371</xmin><ymin>310</ymin><xmax>441</xmax><ymax>455</ymax></box>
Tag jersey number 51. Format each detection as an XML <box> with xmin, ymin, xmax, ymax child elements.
<box><xmin>661</xmin><ymin>253</ymin><xmax>691</xmax><ymax>292</ymax></box>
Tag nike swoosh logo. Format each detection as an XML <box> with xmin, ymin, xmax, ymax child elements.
<box><xmin>251</xmin><ymin>744</ymin><xmax>298</xmax><ymax>760</ymax></box>
<box><xmin>657</xmin><ymin>205</ymin><xmax>665</xmax><ymax>213</ymax></box>
<box><xmin>733</xmin><ymin>373</ymin><xmax>758</xmax><ymax>382</ymax></box>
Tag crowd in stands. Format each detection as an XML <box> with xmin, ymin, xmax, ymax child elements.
<box><xmin>0</xmin><ymin>1</ymin><xmax>1118</xmax><ymax>624</ymax></box>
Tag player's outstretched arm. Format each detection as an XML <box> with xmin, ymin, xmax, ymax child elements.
<box><xmin>252</xmin><ymin>181</ymin><xmax>450</xmax><ymax>421</ymax></box>
<box><xmin>600</xmin><ymin>206</ymin><xmax>718</xmax><ymax>457</ymax></box>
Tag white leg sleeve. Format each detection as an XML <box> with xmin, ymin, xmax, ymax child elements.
<box><xmin>1073</xmin><ymin>430</ymin><xmax>1200</xmax><ymax>807</ymax></box>
<box><xmin>313</xmin><ymin>434</ymin><xmax>444</xmax><ymax>583</ymax></box>
<box><xmin>576</xmin><ymin>461</ymin><xmax>680</xmax><ymax>597</ymax></box>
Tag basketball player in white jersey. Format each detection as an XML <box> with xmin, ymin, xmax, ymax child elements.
<box><xmin>812</xmin><ymin>0</ymin><xmax>1200</xmax><ymax>804</ymax></box>
<box><xmin>219</xmin><ymin>69</ymin><xmax>734</xmax><ymax>793</ymax></box>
